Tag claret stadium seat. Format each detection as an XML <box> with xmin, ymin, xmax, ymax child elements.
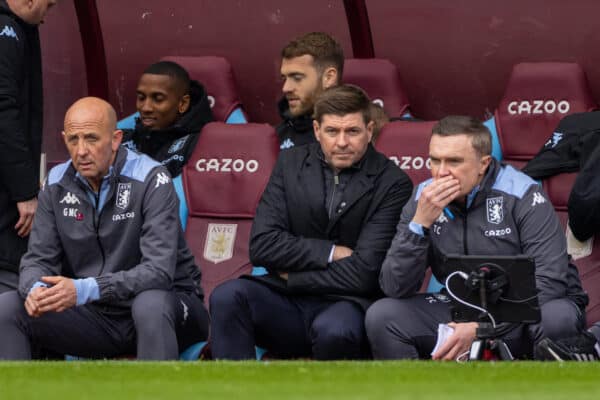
<box><xmin>182</xmin><ymin>122</ymin><xmax>279</xmax><ymax>304</ymax></box>
<box><xmin>162</xmin><ymin>56</ymin><xmax>250</xmax><ymax>228</ymax></box>
<box><xmin>375</xmin><ymin>120</ymin><xmax>437</xmax><ymax>186</ymax></box>
<box><xmin>343</xmin><ymin>58</ymin><xmax>411</xmax><ymax>119</ymax></box>
<box><xmin>162</xmin><ymin>56</ymin><xmax>248</xmax><ymax>124</ymax></box>
<box><xmin>492</xmin><ymin>62</ymin><xmax>596</xmax><ymax>167</ymax></box>
<box><xmin>543</xmin><ymin>173</ymin><xmax>600</xmax><ymax>327</ymax></box>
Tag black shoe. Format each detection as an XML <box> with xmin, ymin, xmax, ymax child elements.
<box><xmin>536</xmin><ymin>332</ymin><xmax>600</xmax><ymax>361</ymax></box>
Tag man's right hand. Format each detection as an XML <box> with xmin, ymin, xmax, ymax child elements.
<box><xmin>332</xmin><ymin>245</ymin><xmax>353</xmax><ymax>261</ymax></box>
<box><xmin>24</xmin><ymin>286</ymin><xmax>47</xmax><ymax>318</ymax></box>
<box><xmin>412</xmin><ymin>176</ymin><xmax>460</xmax><ymax>228</ymax></box>
<box><xmin>15</xmin><ymin>197</ymin><xmax>38</xmax><ymax>237</ymax></box>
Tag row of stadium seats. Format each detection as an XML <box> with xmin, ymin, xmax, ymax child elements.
<box><xmin>117</xmin><ymin>56</ymin><xmax>411</xmax><ymax>125</ymax></box>
<box><xmin>139</xmin><ymin>56</ymin><xmax>593</xmax><ymax>159</ymax></box>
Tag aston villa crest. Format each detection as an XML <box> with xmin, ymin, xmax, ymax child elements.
<box><xmin>203</xmin><ymin>223</ymin><xmax>237</xmax><ymax>264</ymax></box>
<box><xmin>116</xmin><ymin>183</ymin><xmax>131</xmax><ymax>210</ymax></box>
<box><xmin>486</xmin><ymin>197</ymin><xmax>503</xmax><ymax>225</ymax></box>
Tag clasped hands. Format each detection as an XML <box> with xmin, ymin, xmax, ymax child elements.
<box><xmin>25</xmin><ymin>276</ymin><xmax>77</xmax><ymax>317</ymax></box>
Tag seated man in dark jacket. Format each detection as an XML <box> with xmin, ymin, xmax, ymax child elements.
<box><xmin>277</xmin><ymin>32</ymin><xmax>343</xmax><ymax>150</ymax></box>
<box><xmin>0</xmin><ymin>97</ymin><xmax>209</xmax><ymax>360</ymax></box>
<box><xmin>122</xmin><ymin>60</ymin><xmax>213</xmax><ymax>178</ymax></box>
<box><xmin>209</xmin><ymin>85</ymin><xmax>413</xmax><ymax>360</ymax></box>
<box><xmin>366</xmin><ymin>116</ymin><xmax>588</xmax><ymax>360</ymax></box>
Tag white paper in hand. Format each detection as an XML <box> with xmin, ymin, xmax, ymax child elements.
<box><xmin>431</xmin><ymin>323</ymin><xmax>455</xmax><ymax>356</ymax></box>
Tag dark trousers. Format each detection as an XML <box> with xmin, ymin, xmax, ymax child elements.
<box><xmin>365</xmin><ymin>293</ymin><xmax>584</xmax><ymax>359</ymax></box>
<box><xmin>0</xmin><ymin>270</ymin><xmax>18</xmax><ymax>294</ymax></box>
<box><xmin>0</xmin><ymin>289</ymin><xmax>209</xmax><ymax>360</ymax></box>
<box><xmin>209</xmin><ymin>279</ymin><xmax>369</xmax><ymax>360</ymax></box>
<box><xmin>0</xmin><ymin>190</ymin><xmax>28</xmax><ymax>275</ymax></box>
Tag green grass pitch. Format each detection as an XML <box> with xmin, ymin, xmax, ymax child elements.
<box><xmin>1</xmin><ymin>361</ymin><xmax>599</xmax><ymax>399</ymax></box>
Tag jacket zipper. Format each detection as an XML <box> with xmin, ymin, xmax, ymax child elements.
<box><xmin>93</xmin><ymin>191</ymin><xmax>107</xmax><ymax>274</ymax></box>
<box><xmin>462</xmin><ymin>205</ymin><xmax>469</xmax><ymax>255</ymax></box>
<box><xmin>328</xmin><ymin>174</ymin><xmax>339</xmax><ymax>218</ymax></box>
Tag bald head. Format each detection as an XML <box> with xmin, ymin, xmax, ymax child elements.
<box><xmin>62</xmin><ymin>97</ymin><xmax>123</xmax><ymax>192</ymax></box>
<box><xmin>64</xmin><ymin>97</ymin><xmax>117</xmax><ymax>133</ymax></box>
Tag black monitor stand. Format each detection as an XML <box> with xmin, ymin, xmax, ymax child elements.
<box><xmin>465</xmin><ymin>268</ymin><xmax>513</xmax><ymax>361</ymax></box>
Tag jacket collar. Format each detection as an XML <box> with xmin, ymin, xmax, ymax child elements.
<box><xmin>477</xmin><ymin>157</ymin><xmax>502</xmax><ymax>194</ymax></box>
<box><xmin>302</xmin><ymin>143</ymin><xmax>386</xmax><ymax>231</ymax></box>
<box><xmin>277</xmin><ymin>97</ymin><xmax>314</xmax><ymax>134</ymax></box>
<box><xmin>306</xmin><ymin>142</ymin><xmax>384</xmax><ymax>177</ymax></box>
<box><xmin>112</xmin><ymin>146</ymin><xmax>128</xmax><ymax>175</ymax></box>
<box><xmin>463</xmin><ymin>157</ymin><xmax>503</xmax><ymax>209</ymax></box>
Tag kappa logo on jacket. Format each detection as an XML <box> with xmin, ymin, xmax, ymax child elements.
<box><xmin>532</xmin><ymin>192</ymin><xmax>546</xmax><ymax>207</ymax></box>
<box><xmin>0</xmin><ymin>25</ymin><xmax>18</xmax><ymax>41</ymax></box>
<box><xmin>154</xmin><ymin>172</ymin><xmax>170</xmax><ymax>188</ymax></box>
<box><xmin>545</xmin><ymin>132</ymin><xmax>564</xmax><ymax>148</ymax></box>
<box><xmin>280</xmin><ymin>138</ymin><xmax>294</xmax><ymax>150</ymax></box>
<box><xmin>59</xmin><ymin>192</ymin><xmax>80</xmax><ymax>205</ymax></box>
<box><xmin>486</xmin><ymin>197</ymin><xmax>504</xmax><ymax>224</ymax></box>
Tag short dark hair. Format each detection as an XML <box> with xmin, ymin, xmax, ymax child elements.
<box><xmin>143</xmin><ymin>61</ymin><xmax>191</xmax><ymax>95</ymax></box>
<box><xmin>431</xmin><ymin>115</ymin><xmax>492</xmax><ymax>156</ymax></box>
<box><xmin>281</xmin><ymin>32</ymin><xmax>344</xmax><ymax>81</ymax></box>
<box><xmin>313</xmin><ymin>84</ymin><xmax>371</xmax><ymax>125</ymax></box>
